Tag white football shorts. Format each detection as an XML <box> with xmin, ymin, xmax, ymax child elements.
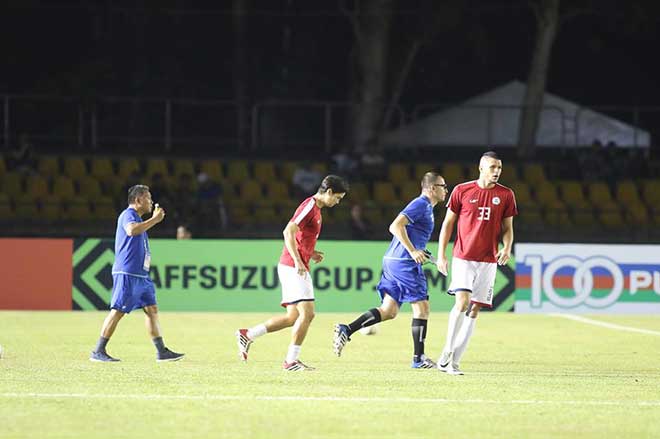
<box><xmin>278</xmin><ymin>263</ymin><xmax>315</xmax><ymax>307</ymax></box>
<box><xmin>447</xmin><ymin>257</ymin><xmax>497</xmax><ymax>308</ymax></box>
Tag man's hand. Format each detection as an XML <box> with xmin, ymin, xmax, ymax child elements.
<box><xmin>496</xmin><ymin>248</ymin><xmax>511</xmax><ymax>266</ymax></box>
<box><xmin>311</xmin><ymin>250</ymin><xmax>324</xmax><ymax>264</ymax></box>
<box><xmin>152</xmin><ymin>203</ymin><xmax>165</xmax><ymax>223</ymax></box>
<box><xmin>409</xmin><ymin>249</ymin><xmax>429</xmax><ymax>264</ymax></box>
<box><xmin>436</xmin><ymin>256</ymin><xmax>448</xmax><ymax>276</ymax></box>
<box><xmin>294</xmin><ymin>259</ymin><xmax>307</xmax><ymax>277</ymax></box>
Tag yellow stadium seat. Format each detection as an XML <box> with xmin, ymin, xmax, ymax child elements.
<box><xmin>509</xmin><ymin>182</ymin><xmax>533</xmax><ymax>206</ymax></box>
<box><xmin>64</xmin><ymin>157</ymin><xmax>87</xmax><ymax>179</ymax></box>
<box><xmin>399</xmin><ymin>181</ymin><xmax>420</xmax><ymax>201</ymax></box>
<box><xmin>90</xmin><ymin>157</ymin><xmax>115</xmax><ymax>181</ymax></box>
<box><xmin>387</xmin><ymin>163</ymin><xmax>410</xmax><ymax>185</ymax></box>
<box><xmin>414</xmin><ymin>163</ymin><xmax>434</xmax><ymax>180</ymax></box>
<box><xmin>238</xmin><ymin>180</ymin><xmax>263</xmax><ymax>204</ymax></box>
<box><xmin>1</xmin><ymin>172</ymin><xmax>23</xmax><ymax>199</ymax></box>
<box><xmin>37</xmin><ymin>156</ymin><xmax>60</xmax><ymax>177</ymax></box>
<box><xmin>52</xmin><ymin>175</ymin><xmax>76</xmax><ymax>202</ymax></box>
<box><xmin>586</xmin><ymin>182</ymin><xmax>618</xmax><ymax>210</ymax></box>
<box><xmin>64</xmin><ymin>198</ymin><xmax>92</xmax><ymax>221</ymax></box>
<box><xmin>0</xmin><ymin>156</ymin><xmax>6</xmax><ymax>176</ymax></box>
<box><xmin>373</xmin><ymin>181</ymin><xmax>398</xmax><ymax>204</ymax></box>
<box><xmin>535</xmin><ymin>184</ymin><xmax>565</xmax><ymax>210</ymax></box>
<box><xmin>254</xmin><ymin>205</ymin><xmax>279</xmax><ymax>225</ymax></box>
<box><xmin>277</xmin><ymin>201</ymin><xmax>299</xmax><ymax>223</ymax></box>
<box><xmin>172</xmin><ymin>159</ymin><xmax>196</xmax><ymax>179</ymax></box>
<box><xmin>254</xmin><ymin>161</ymin><xmax>277</xmax><ymax>184</ymax></box>
<box><xmin>616</xmin><ymin>181</ymin><xmax>642</xmax><ymax>206</ymax></box>
<box><xmin>441</xmin><ymin>163</ymin><xmax>465</xmax><ymax>184</ymax></box>
<box><xmin>118</xmin><ymin>158</ymin><xmax>141</xmax><ymax>179</ymax></box>
<box><xmin>641</xmin><ymin>180</ymin><xmax>660</xmax><ymax>206</ymax></box>
<box><xmin>264</xmin><ymin>181</ymin><xmax>290</xmax><ymax>203</ymax></box>
<box><xmin>363</xmin><ymin>205</ymin><xmax>384</xmax><ymax>225</ymax></box>
<box><xmin>558</xmin><ymin>181</ymin><xmax>591</xmax><ymax>210</ymax></box>
<box><xmin>92</xmin><ymin>197</ymin><xmax>117</xmax><ymax>221</ymax></box>
<box><xmin>77</xmin><ymin>175</ymin><xmax>103</xmax><ymax>199</ymax></box>
<box><xmin>544</xmin><ymin>208</ymin><xmax>572</xmax><ymax>227</ymax></box>
<box><xmin>598</xmin><ymin>208</ymin><xmax>625</xmax><ymax>228</ymax></box>
<box><xmin>522</xmin><ymin>163</ymin><xmax>547</xmax><ymax>186</ymax></box>
<box><xmin>146</xmin><ymin>158</ymin><xmax>169</xmax><ymax>179</ymax></box>
<box><xmin>199</xmin><ymin>159</ymin><xmax>223</xmax><ymax>182</ymax></box>
<box><xmin>226</xmin><ymin>160</ymin><xmax>250</xmax><ymax>183</ymax></box>
<box><xmin>348</xmin><ymin>182</ymin><xmax>371</xmax><ymax>203</ymax></box>
<box><xmin>41</xmin><ymin>196</ymin><xmax>63</xmax><ymax>221</ymax></box>
<box><xmin>14</xmin><ymin>201</ymin><xmax>38</xmax><ymax>219</ymax></box>
<box><xmin>25</xmin><ymin>175</ymin><xmax>49</xmax><ymax>201</ymax></box>
<box><xmin>0</xmin><ymin>193</ymin><xmax>13</xmax><ymax>220</ymax></box>
<box><xmin>625</xmin><ymin>203</ymin><xmax>649</xmax><ymax>225</ymax></box>
<box><xmin>652</xmin><ymin>208</ymin><xmax>660</xmax><ymax>226</ymax></box>
<box><xmin>572</xmin><ymin>209</ymin><xmax>596</xmax><ymax>227</ymax></box>
<box><xmin>227</xmin><ymin>204</ymin><xmax>251</xmax><ymax>226</ymax></box>
<box><xmin>280</xmin><ymin>162</ymin><xmax>298</xmax><ymax>183</ymax></box>
<box><xmin>518</xmin><ymin>206</ymin><xmax>544</xmax><ymax>226</ymax></box>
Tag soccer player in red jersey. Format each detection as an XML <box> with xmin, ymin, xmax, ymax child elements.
<box><xmin>235</xmin><ymin>175</ymin><xmax>349</xmax><ymax>371</ymax></box>
<box><xmin>436</xmin><ymin>152</ymin><xmax>517</xmax><ymax>375</ymax></box>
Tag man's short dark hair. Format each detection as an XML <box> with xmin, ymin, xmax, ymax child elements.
<box><xmin>127</xmin><ymin>184</ymin><xmax>150</xmax><ymax>204</ymax></box>
<box><xmin>481</xmin><ymin>151</ymin><xmax>500</xmax><ymax>161</ymax></box>
<box><xmin>318</xmin><ymin>175</ymin><xmax>349</xmax><ymax>194</ymax></box>
<box><xmin>421</xmin><ymin>171</ymin><xmax>442</xmax><ymax>189</ymax></box>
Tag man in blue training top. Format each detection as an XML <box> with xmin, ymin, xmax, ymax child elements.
<box><xmin>90</xmin><ymin>184</ymin><xmax>184</xmax><ymax>362</ymax></box>
<box><xmin>333</xmin><ymin>172</ymin><xmax>448</xmax><ymax>368</ymax></box>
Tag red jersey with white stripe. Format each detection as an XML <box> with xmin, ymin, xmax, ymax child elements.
<box><xmin>279</xmin><ymin>196</ymin><xmax>322</xmax><ymax>270</ymax></box>
<box><xmin>448</xmin><ymin>181</ymin><xmax>517</xmax><ymax>263</ymax></box>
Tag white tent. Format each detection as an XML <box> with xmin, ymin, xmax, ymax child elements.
<box><xmin>382</xmin><ymin>80</ymin><xmax>650</xmax><ymax>148</ymax></box>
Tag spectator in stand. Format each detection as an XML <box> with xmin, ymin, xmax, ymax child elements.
<box><xmin>176</xmin><ymin>224</ymin><xmax>192</xmax><ymax>240</ymax></box>
<box><xmin>360</xmin><ymin>139</ymin><xmax>386</xmax><ymax>180</ymax></box>
<box><xmin>349</xmin><ymin>203</ymin><xmax>371</xmax><ymax>240</ymax></box>
<box><xmin>196</xmin><ymin>172</ymin><xmax>228</xmax><ymax>232</ymax></box>
<box><xmin>331</xmin><ymin>147</ymin><xmax>359</xmax><ymax>179</ymax></box>
<box><xmin>292</xmin><ymin>162</ymin><xmax>322</xmax><ymax>198</ymax></box>
<box><xmin>7</xmin><ymin>134</ymin><xmax>36</xmax><ymax>175</ymax></box>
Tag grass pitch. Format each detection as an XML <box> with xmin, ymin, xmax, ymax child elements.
<box><xmin>1</xmin><ymin>311</ymin><xmax>659</xmax><ymax>438</ymax></box>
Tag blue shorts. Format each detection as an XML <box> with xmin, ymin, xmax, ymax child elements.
<box><xmin>110</xmin><ymin>274</ymin><xmax>157</xmax><ymax>313</ymax></box>
<box><xmin>376</xmin><ymin>258</ymin><xmax>428</xmax><ymax>307</ymax></box>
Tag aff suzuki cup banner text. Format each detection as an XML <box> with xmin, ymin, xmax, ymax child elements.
<box><xmin>515</xmin><ymin>244</ymin><xmax>660</xmax><ymax>313</ymax></box>
<box><xmin>73</xmin><ymin>239</ymin><xmax>515</xmax><ymax>312</ymax></box>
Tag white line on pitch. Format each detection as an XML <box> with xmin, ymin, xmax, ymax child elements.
<box><xmin>1</xmin><ymin>393</ymin><xmax>660</xmax><ymax>407</ymax></box>
<box><xmin>549</xmin><ymin>313</ymin><xmax>660</xmax><ymax>336</ymax></box>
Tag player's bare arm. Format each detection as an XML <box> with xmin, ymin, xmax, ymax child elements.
<box><xmin>436</xmin><ymin>209</ymin><xmax>457</xmax><ymax>275</ymax></box>
<box><xmin>283</xmin><ymin>221</ymin><xmax>306</xmax><ymax>276</ymax></box>
<box><xmin>496</xmin><ymin>216</ymin><xmax>514</xmax><ymax>266</ymax></box>
<box><xmin>389</xmin><ymin>214</ymin><xmax>428</xmax><ymax>264</ymax></box>
<box><xmin>124</xmin><ymin>205</ymin><xmax>166</xmax><ymax>236</ymax></box>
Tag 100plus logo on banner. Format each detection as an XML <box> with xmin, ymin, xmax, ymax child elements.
<box><xmin>514</xmin><ymin>244</ymin><xmax>660</xmax><ymax>314</ymax></box>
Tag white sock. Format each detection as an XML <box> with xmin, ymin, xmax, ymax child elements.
<box><xmin>443</xmin><ymin>306</ymin><xmax>466</xmax><ymax>353</ymax></box>
<box><xmin>285</xmin><ymin>344</ymin><xmax>301</xmax><ymax>364</ymax></box>
<box><xmin>247</xmin><ymin>324</ymin><xmax>267</xmax><ymax>340</ymax></box>
<box><xmin>453</xmin><ymin>317</ymin><xmax>477</xmax><ymax>365</ymax></box>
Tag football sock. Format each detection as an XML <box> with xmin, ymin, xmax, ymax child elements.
<box><xmin>443</xmin><ymin>305</ymin><xmax>466</xmax><ymax>353</ymax></box>
<box><xmin>247</xmin><ymin>324</ymin><xmax>267</xmax><ymax>340</ymax></box>
<box><xmin>347</xmin><ymin>308</ymin><xmax>382</xmax><ymax>336</ymax></box>
<box><xmin>453</xmin><ymin>317</ymin><xmax>477</xmax><ymax>365</ymax></box>
<box><xmin>152</xmin><ymin>336</ymin><xmax>166</xmax><ymax>354</ymax></box>
<box><xmin>285</xmin><ymin>344</ymin><xmax>301</xmax><ymax>364</ymax></box>
<box><xmin>94</xmin><ymin>336</ymin><xmax>109</xmax><ymax>353</ymax></box>
<box><xmin>411</xmin><ymin>318</ymin><xmax>428</xmax><ymax>363</ymax></box>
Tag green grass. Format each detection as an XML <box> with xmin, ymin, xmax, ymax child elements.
<box><xmin>1</xmin><ymin>311</ymin><xmax>660</xmax><ymax>438</ymax></box>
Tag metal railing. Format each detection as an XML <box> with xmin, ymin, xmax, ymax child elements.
<box><xmin>2</xmin><ymin>94</ymin><xmax>656</xmax><ymax>151</ymax></box>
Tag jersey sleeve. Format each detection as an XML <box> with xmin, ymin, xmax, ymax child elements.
<box><xmin>121</xmin><ymin>210</ymin><xmax>140</xmax><ymax>227</ymax></box>
<box><xmin>503</xmin><ymin>189</ymin><xmax>518</xmax><ymax>218</ymax></box>
<box><xmin>291</xmin><ymin>198</ymin><xmax>316</xmax><ymax>226</ymax></box>
<box><xmin>447</xmin><ymin>186</ymin><xmax>462</xmax><ymax>214</ymax></box>
<box><xmin>400</xmin><ymin>198</ymin><xmax>424</xmax><ymax>224</ymax></box>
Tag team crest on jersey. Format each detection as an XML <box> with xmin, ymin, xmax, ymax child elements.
<box><xmin>492</xmin><ymin>197</ymin><xmax>501</xmax><ymax>205</ymax></box>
